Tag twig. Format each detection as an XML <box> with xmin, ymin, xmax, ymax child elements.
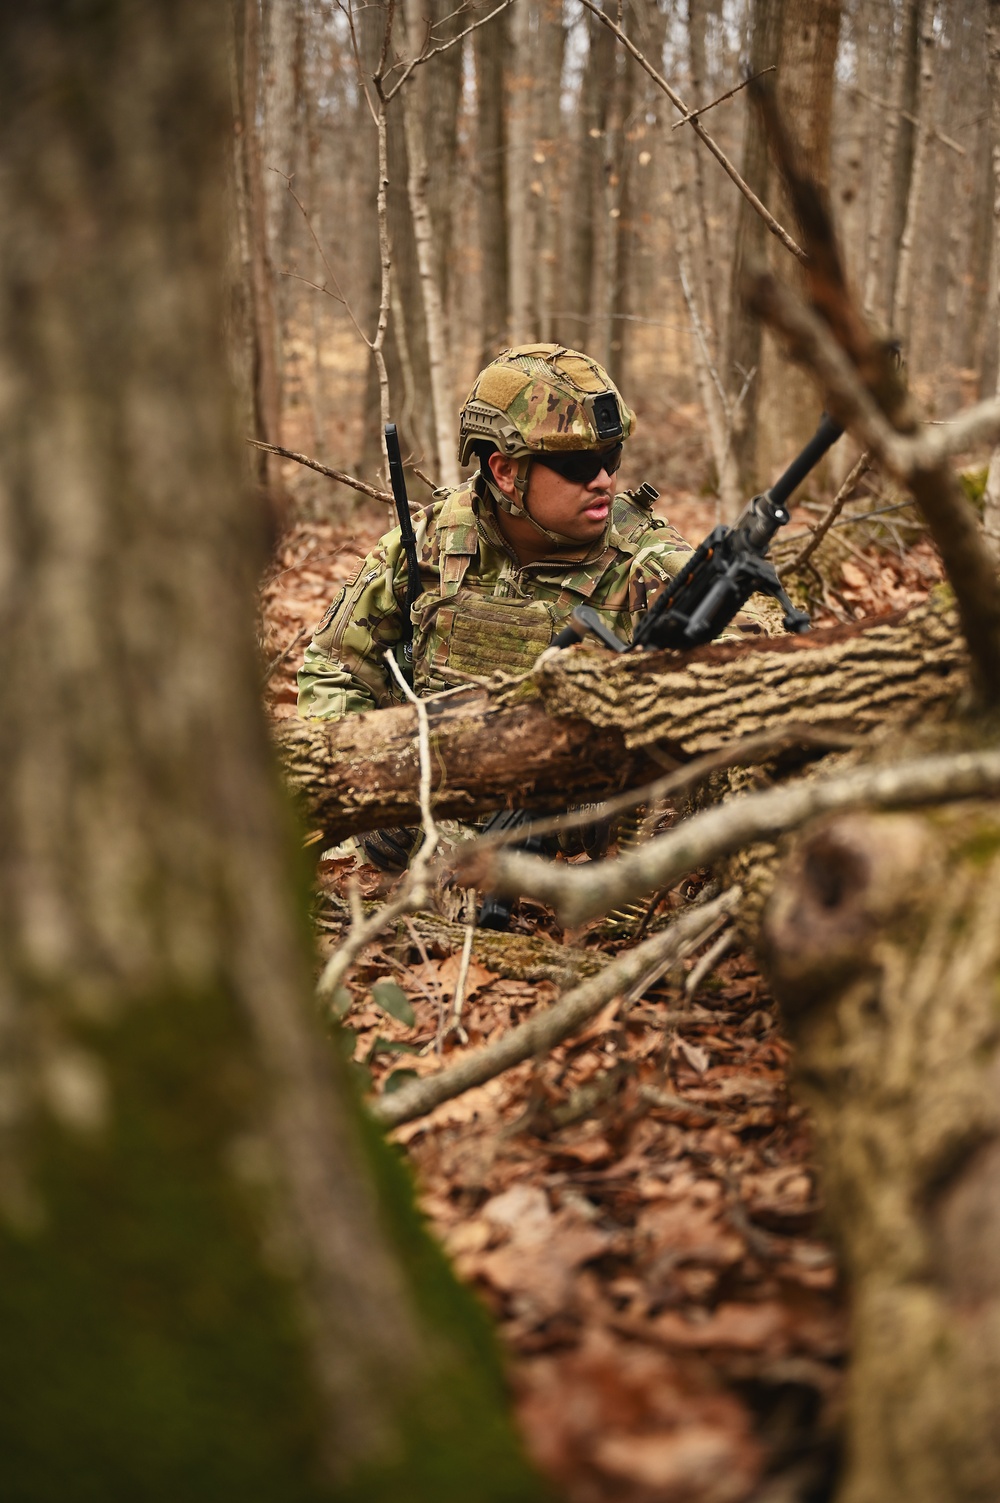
<box><xmin>623</xmin><ymin>908</ymin><xmax>728</xmax><ymax>1007</ymax></box>
<box><xmin>315</xmin><ymin>651</ymin><xmax>439</xmax><ymax>1006</ymax></box>
<box><xmin>575</xmin><ymin>0</ymin><xmax>804</xmax><ymax>262</ymax></box>
<box><xmin>448</xmin><ymin>917</ymin><xmax>475</xmax><ymax>1043</ymax></box>
<box><xmin>261</xmin><ymin>622</ymin><xmax>311</xmax><ymax>686</ymax></box>
<box><xmin>775</xmin><ymin>497</ymin><xmax>921</xmax><ymax>548</ymax></box>
<box><xmin>411</xmin><ymin>463</ymin><xmax>440</xmax><ymax>493</ymax></box>
<box><xmin>781</xmin><ymin>452</ymin><xmax>871</xmax><ymax>577</ymax></box>
<box><xmin>851</xmin><ymin>84</ymin><xmax>966</xmax><ymax>155</ymax></box>
<box><xmin>747</xmin><ymin>279</ymin><xmax>1000</xmax><ymax>475</ymax></box>
<box><xmin>370</xmin><ymin>889</ymin><xmax>742</xmax><ymax>1128</ymax></box>
<box><xmin>247</xmin><ymin>440</ymin><xmax>393</xmax><ymax>505</ymax></box>
<box><xmin>685</xmin><ymin>924</ymin><xmax>737</xmax><ymax>998</ymax></box>
<box><xmin>478</xmin><ymin>747</ymin><xmax>1000</xmax><ymax>928</ymax></box>
<box><xmin>671</xmin><ymin>67</ymin><xmax>776</xmax><ymax>129</ymax></box>
<box><xmin>748</xmin><ymin>271</ymin><xmax>1000</xmax><ymax>695</ymax></box>
<box><xmin>384</xmin><ymin>0</ymin><xmax>515</xmax><ymax>100</ymax></box>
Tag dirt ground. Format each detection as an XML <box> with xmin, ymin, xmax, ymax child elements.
<box><xmin>258</xmin><ymin>439</ymin><xmax>946</xmax><ymax>1503</ymax></box>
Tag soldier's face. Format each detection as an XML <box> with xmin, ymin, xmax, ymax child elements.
<box><xmin>524</xmin><ymin>459</ymin><xmax>618</xmax><ymax>543</ymax></box>
<box><xmin>488</xmin><ymin>451</ymin><xmax>618</xmax><ymax>546</ymax></box>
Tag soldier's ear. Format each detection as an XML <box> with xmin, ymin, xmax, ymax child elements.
<box><xmin>487</xmin><ymin>452</ymin><xmax>519</xmax><ymax>497</ymax></box>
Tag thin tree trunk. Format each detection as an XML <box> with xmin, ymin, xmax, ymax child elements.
<box><xmin>892</xmin><ymin>0</ymin><xmax>937</xmax><ymax>350</ymax></box>
<box><xmin>536</xmin><ymin>0</ymin><xmax>567</xmax><ymax>343</ymax></box>
<box><xmin>507</xmin><ymin>0</ymin><xmax>538</xmax><ymax>342</ymax></box>
<box><xmin>235</xmin><ymin>0</ymin><xmax>287</xmax><ymax>516</ymax></box>
<box><xmin>754</xmin><ymin>0</ymin><xmax>842</xmax><ymax>481</ymax></box>
<box><xmin>983</xmin><ymin>0</ymin><xmax>1000</xmax><ymax>558</ymax></box>
<box><xmin>725</xmin><ymin>0</ymin><xmax>785</xmax><ymax>496</ymax></box>
<box><xmin>863</xmin><ymin>0</ymin><xmax>919</xmax><ymax>322</ymax></box>
<box><xmin>401</xmin><ymin>0</ymin><xmax>460</xmax><ymax>488</ymax></box>
<box><xmin>474</xmin><ymin>11</ymin><xmax>509</xmax><ymax>361</ymax></box>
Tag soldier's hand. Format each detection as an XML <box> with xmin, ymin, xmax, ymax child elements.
<box><xmin>360</xmin><ymin>826</ymin><xmax>419</xmax><ymax>872</ymax></box>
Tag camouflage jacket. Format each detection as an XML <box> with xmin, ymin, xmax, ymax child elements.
<box><xmin>297</xmin><ymin>478</ymin><xmax>696</xmax><ymax>719</ymax></box>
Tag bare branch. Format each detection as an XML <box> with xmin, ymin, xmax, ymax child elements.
<box><xmin>781</xmin><ymin>451</ymin><xmax>871</xmax><ymax>578</ymax></box>
<box><xmin>261</xmin><ymin>623</ymin><xmax>311</xmax><ymax>687</ymax></box>
<box><xmin>278</xmin><ymin>173</ymin><xmax>374</xmax><ymax>349</ymax></box>
<box><xmin>474</xmin><ymin>747</ymin><xmax>1000</xmax><ymax>929</ymax></box>
<box><xmin>316</xmin><ymin>650</ymin><xmax>440</xmax><ymax>1006</ymax></box>
<box><xmin>748</xmin><ymin>271</ymin><xmax>1000</xmax><ymax>695</ymax></box>
<box><xmin>575</xmin><ymin>0</ymin><xmax>804</xmax><ymax>262</ymax></box>
<box><xmin>384</xmin><ymin>0</ymin><xmax>515</xmax><ymax>101</ymax></box>
<box><xmin>370</xmin><ymin>888</ymin><xmax>742</xmax><ymax>1129</ymax></box>
<box><xmin>247</xmin><ymin>440</ymin><xmax>393</xmax><ymax>504</ymax></box>
<box><xmin>671</xmin><ymin>67</ymin><xmax>776</xmax><ymax>130</ymax></box>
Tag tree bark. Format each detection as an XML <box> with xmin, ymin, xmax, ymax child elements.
<box><xmin>401</xmin><ymin>0</ymin><xmax>460</xmax><ymax>488</ymax></box>
<box><xmin>862</xmin><ymin>0</ymin><xmax>919</xmax><ymax>324</ymax></box>
<box><xmin>725</xmin><ymin>0</ymin><xmax>784</xmax><ymax>496</ymax></box>
<box><xmin>892</xmin><ymin>0</ymin><xmax>937</xmax><ymax>351</ymax></box>
<box><xmin>0</xmin><ymin>6</ymin><xmax>542</xmax><ymax>1496</ymax></box>
<box><xmin>755</xmin><ymin>0</ymin><xmax>842</xmax><ymax>481</ymax></box>
<box><xmin>506</xmin><ymin>0</ymin><xmax>538</xmax><ymax>343</ymax></box>
<box><xmin>233</xmin><ymin>0</ymin><xmax>288</xmax><ymax>516</ymax></box>
<box><xmin>474</xmin><ymin>9</ymin><xmax>510</xmax><ymax>362</ymax></box>
<box><xmin>763</xmin><ymin>805</ymin><xmax>1000</xmax><ymax>1503</ymax></box>
<box><xmin>278</xmin><ymin>597</ymin><xmax>966</xmax><ymax>841</ymax></box>
<box><xmin>982</xmin><ymin>0</ymin><xmax>1000</xmax><ymax>557</ymax></box>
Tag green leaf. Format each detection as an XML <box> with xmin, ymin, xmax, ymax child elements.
<box><xmin>329</xmin><ymin>986</ymin><xmax>354</xmax><ymax>1019</ymax></box>
<box><xmin>371</xmin><ymin>978</ymin><xmax>416</xmax><ymax>1027</ymax></box>
<box><xmin>383</xmin><ymin>1068</ymin><xmax>420</xmax><ymax>1096</ymax></box>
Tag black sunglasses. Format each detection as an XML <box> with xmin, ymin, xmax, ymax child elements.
<box><xmin>533</xmin><ymin>445</ymin><xmax>623</xmax><ymax>485</ymax></box>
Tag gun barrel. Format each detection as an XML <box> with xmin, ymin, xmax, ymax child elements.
<box><xmin>767</xmin><ymin>412</ymin><xmax>843</xmax><ymax>510</ymax></box>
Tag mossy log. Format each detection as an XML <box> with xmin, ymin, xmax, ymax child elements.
<box><xmin>762</xmin><ymin>806</ymin><xmax>1000</xmax><ymax>1503</ymax></box>
<box><xmin>277</xmin><ymin>595</ymin><xmax>965</xmax><ymax>842</ymax></box>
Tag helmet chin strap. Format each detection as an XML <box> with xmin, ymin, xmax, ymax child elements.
<box><xmin>481</xmin><ymin>457</ymin><xmax>610</xmax><ymax>551</ymax></box>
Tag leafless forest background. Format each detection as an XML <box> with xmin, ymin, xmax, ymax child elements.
<box><xmin>232</xmin><ymin>0</ymin><xmax>999</xmax><ymax>525</ymax></box>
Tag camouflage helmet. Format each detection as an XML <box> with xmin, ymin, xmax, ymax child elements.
<box><xmin>458</xmin><ymin>343</ymin><xmax>636</xmax><ymax>467</ymax></box>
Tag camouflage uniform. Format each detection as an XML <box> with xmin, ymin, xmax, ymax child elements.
<box><xmin>297</xmin><ymin>475</ymin><xmax>694</xmax><ymax>720</ymax></box>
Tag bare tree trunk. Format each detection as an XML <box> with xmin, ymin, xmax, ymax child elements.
<box><xmin>233</xmin><ymin>0</ymin><xmax>287</xmax><ymax>518</ymax></box>
<box><xmin>0</xmin><ymin>6</ymin><xmax>543</xmax><ymax>1495</ymax></box>
<box><xmin>507</xmin><ymin>0</ymin><xmax>539</xmax><ymax>342</ymax></box>
<box><xmin>474</xmin><ymin>10</ymin><xmax>510</xmax><ymax>362</ymax></box>
<box><xmin>261</xmin><ymin>0</ymin><xmax>304</xmax><ymax>379</ymax></box>
<box><xmin>535</xmin><ymin>0</ymin><xmax>567</xmax><ymax>342</ymax></box>
<box><xmin>401</xmin><ymin>0</ymin><xmax>460</xmax><ymax>488</ymax></box>
<box><xmin>863</xmin><ymin>0</ymin><xmax>919</xmax><ymax>324</ymax></box>
<box><xmin>725</xmin><ymin>0</ymin><xmax>785</xmax><ymax>496</ymax></box>
<box><xmin>561</xmin><ymin>5</ymin><xmax>614</xmax><ymax>350</ymax></box>
<box><xmin>892</xmin><ymin>0</ymin><xmax>937</xmax><ymax>351</ymax></box>
<box><xmin>755</xmin><ymin>0</ymin><xmax>842</xmax><ymax>482</ymax></box>
<box><xmin>983</xmin><ymin>0</ymin><xmax>1000</xmax><ymax>558</ymax></box>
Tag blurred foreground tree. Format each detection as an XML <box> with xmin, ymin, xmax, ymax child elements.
<box><xmin>0</xmin><ymin>5</ymin><xmax>543</xmax><ymax>1499</ymax></box>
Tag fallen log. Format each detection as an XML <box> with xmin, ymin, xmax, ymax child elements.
<box><xmin>761</xmin><ymin>806</ymin><xmax>1000</xmax><ymax>1503</ymax></box>
<box><xmin>275</xmin><ymin>594</ymin><xmax>965</xmax><ymax>843</ymax></box>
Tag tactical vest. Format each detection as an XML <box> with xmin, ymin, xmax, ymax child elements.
<box><xmin>410</xmin><ymin>485</ymin><xmax>661</xmax><ymax>695</ymax></box>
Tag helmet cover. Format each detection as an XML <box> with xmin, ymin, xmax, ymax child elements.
<box><xmin>458</xmin><ymin>343</ymin><xmax>636</xmax><ymax>467</ymax></box>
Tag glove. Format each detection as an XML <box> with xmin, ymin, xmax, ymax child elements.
<box><xmin>360</xmin><ymin>826</ymin><xmax>419</xmax><ymax>872</ymax></box>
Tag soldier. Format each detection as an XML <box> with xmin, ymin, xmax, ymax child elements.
<box><xmin>298</xmin><ymin>343</ymin><xmax>696</xmax><ymax>723</ymax></box>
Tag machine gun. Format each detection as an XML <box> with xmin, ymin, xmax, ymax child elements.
<box><xmin>477</xmin><ymin>412</ymin><xmax>844</xmax><ymax>929</ymax></box>
<box><xmin>554</xmin><ymin>411</ymin><xmax>843</xmax><ymax>656</ymax></box>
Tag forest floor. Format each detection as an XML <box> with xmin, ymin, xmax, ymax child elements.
<box><xmin>259</xmin><ymin>444</ymin><xmax>947</xmax><ymax>1503</ymax></box>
